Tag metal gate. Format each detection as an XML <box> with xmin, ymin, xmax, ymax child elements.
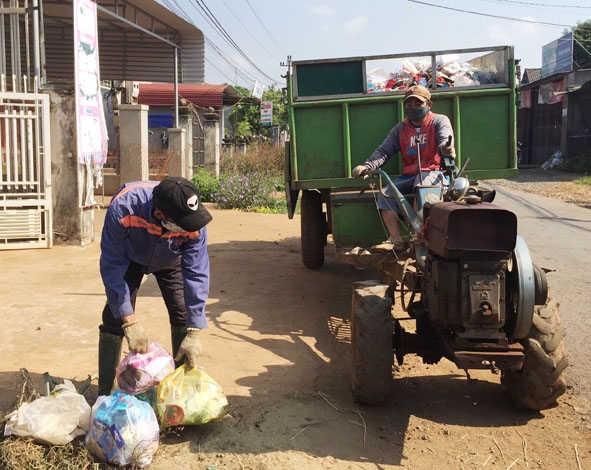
<box><xmin>0</xmin><ymin>90</ymin><xmax>52</xmax><ymax>249</ymax></box>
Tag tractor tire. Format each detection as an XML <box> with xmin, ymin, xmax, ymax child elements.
<box><xmin>351</xmin><ymin>281</ymin><xmax>394</xmax><ymax>405</ymax></box>
<box><xmin>300</xmin><ymin>190</ymin><xmax>326</xmax><ymax>269</ymax></box>
<box><xmin>502</xmin><ymin>298</ymin><xmax>568</xmax><ymax>410</ymax></box>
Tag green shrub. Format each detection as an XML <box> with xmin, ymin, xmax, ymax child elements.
<box><xmin>559</xmin><ymin>155</ymin><xmax>591</xmax><ymax>174</ymax></box>
<box><xmin>192</xmin><ymin>167</ymin><xmax>221</xmax><ymax>203</ymax></box>
<box><xmin>194</xmin><ymin>144</ymin><xmax>286</xmax><ymax>212</ymax></box>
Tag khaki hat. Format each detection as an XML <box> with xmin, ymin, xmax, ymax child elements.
<box><xmin>404</xmin><ymin>85</ymin><xmax>431</xmax><ymax>103</ymax></box>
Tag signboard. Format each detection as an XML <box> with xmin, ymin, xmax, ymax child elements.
<box><xmin>260</xmin><ymin>101</ymin><xmax>273</xmax><ymax>127</ymax></box>
<box><xmin>73</xmin><ymin>0</ymin><xmax>107</xmax><ymax>165</ymax></box>
<box><xmin>251</xmin><ymin>80</ymin><xmax>264</xmax><ymax>100</ymax></box>
<box><xmin>541</xmin><ymin>32</ymin><xmax>573</xmax><ymax>78</ymax></box>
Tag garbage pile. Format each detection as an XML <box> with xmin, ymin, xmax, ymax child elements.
<box><xmin>3</xmin><ymin>342</ymin><xmax>229</xmax><ymax>468</ymax></box>
<box><xmin>367</xmin><ymin>55</ymin><xmax>501</xmax><ymax>93</ymax></box>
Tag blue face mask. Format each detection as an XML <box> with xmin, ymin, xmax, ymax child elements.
<box><xmin>404</xmin><ymin>106</ymin><xmax>429</xmax><ymax>122</ymax></box>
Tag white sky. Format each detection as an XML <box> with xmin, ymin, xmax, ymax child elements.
<box><xmin>160</xmin><ymin>0</ymin><xmax>589</xmax><ymax>89</ymax></box>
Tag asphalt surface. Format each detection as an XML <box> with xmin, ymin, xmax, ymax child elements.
<box><xmin>489</xmin><ymin>184</ymin><xmax>591</xmax><ymax>401</ymax></box>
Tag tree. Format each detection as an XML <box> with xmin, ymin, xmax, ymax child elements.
<box><xmin>565</xmin><ymin>20</ymin><xmax>591</xmax><ymax>70</ymax></box>
<box><xmin>227</xmin><ymin>85</ymin><xmax>288</xmax><ymax>139</ymax></box>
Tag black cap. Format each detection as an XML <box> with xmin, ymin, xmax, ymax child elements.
<box><xmin>152</xmin><ymin>177</ymin><xmax>213</xmax><ymax>232</ymax></box>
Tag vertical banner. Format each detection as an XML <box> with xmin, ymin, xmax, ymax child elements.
<box><xmin>73</xmin><ymin>0</ymin><xmax>107</xmax><ymax>166</ymax></box>
<box><xmin>260</xmin><ymin>101</ymin><xmax>273</xmax><ymax>127</ymax></box>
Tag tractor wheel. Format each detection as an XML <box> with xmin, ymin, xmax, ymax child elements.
<box><xmin>300</xmin><ymin>190</ymin><xmax>326</xmax><ymax>269</ymax></box>
<box><xmin>502</xmin><ymin>298</ymin><xmax>568</xmax><ymax>410</ymax></box>
<box><xmin>351</xmin><ymin>281</ymin><xmax>394</xmax><ymax>405</ymax></box>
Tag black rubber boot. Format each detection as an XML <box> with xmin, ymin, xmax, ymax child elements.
<box><xmin>98</xmin><ymin>332</ymin><xmax>123</xmax><ymax>396</ymax></box>
<box><xmin>171</xmin><ymin>326</ymin><xmax>187</xmax><ymax>369</ymax></box>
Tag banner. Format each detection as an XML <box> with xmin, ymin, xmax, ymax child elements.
<box><xmin>519</xmin><ymin>89</ymin><xmax>531</xmax><ymax>109</ymax></box>
<box><xmin>73</xmin><ymin>0</ymin><xmax>108</xmax><ymax>165</ymax></box>
<box><xmin>541</xmin><ymin>32</ymin><xmax>573</xmax><ymax>78</ymax></box>
<box><xmin>538</xmin><ymin>79</ymin><xmax>565</xmax><ymax>105</ymax></box>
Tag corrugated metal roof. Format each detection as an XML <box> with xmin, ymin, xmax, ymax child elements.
<box><xmin>42</xmin><ymin>0</ymin><xmax>205</xmax><ymax>83</ymax></box>
<box><xmin>138</xmin><ymin>83</ymin><xmax>240</xmax><ymax>108</ymax></box>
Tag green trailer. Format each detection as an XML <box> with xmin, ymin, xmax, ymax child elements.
<box><xmin>285</xmin><ymin>46</ymin><xmax>519</xmax><ymax>268</ymax></box>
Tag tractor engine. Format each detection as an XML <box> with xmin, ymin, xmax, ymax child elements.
<box><xmin>424</xmin><ymin>202</ymin><xmax>518</xmax><ymax>347</ymax></box>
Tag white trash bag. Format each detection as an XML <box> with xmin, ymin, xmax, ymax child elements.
<box><xmin>3</xmin><ymin>380</ymin><xmax>91</xmax><ymax>446</ymax></box>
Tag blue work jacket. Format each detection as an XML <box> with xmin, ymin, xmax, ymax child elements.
<box><xmin>100</xmin><ymin>181</ymin><xmax>209</xmax><ymax>329</ymax></box>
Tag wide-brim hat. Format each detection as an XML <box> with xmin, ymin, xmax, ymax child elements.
<box><xmin>153</xmin><ymin>177</ymin><xmax>212</xmax><ymax>232</ymax></box>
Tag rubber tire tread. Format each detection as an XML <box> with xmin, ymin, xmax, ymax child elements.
<box><xmin>502</xmin><ymin>298</ymin><xmax>568</xmax><ymax>410</ymax></box>
<box><xmin>300</xmin><ymin>190</ymin><xmax>325</xmax><ymax>269</ymax></box>
<box><xmin>351</xmin><ymin>282</ymin><xmax>394</xmax><ymax>406</ymax></box>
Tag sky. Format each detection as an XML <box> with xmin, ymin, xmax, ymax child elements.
<box><xmin>158</xmin><ymin>0</ymin><xmax>590</xmax><ymax>90</ymax></box>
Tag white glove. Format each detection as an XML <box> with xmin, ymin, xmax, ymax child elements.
<box><xmin>438</xmin><ymin>141</ymin><xmax>456</xmax><ymax>158</ymax></box>
<box><xmin>175</xmin><ymin>329</ymin><xmax>202</xmax><ymax>369</ymax></box>
<box><xmin>352</xmin><ymin>165</ymin><xmax>369</xmax><ymax>178</ymax></box>
<box><xmin>122</xmin><ymin>321</ymin><xmax>149</xmax><ymax>353</ymax></box>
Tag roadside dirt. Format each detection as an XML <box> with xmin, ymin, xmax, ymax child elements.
<box><xmin>1</xmin><ymin>168</ymin><xmax>590</xmax><ymax>469</ymax></box>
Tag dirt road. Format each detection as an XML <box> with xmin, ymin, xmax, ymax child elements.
<box><xmin>1</xmin><ymin>198</ymin><xmax>590</xmax><ymax>469</ymax></box>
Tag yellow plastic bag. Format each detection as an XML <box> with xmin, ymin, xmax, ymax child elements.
<box><xmin>156</xmin><ymin>364</ymin><xmax>228</xmax><ymax>428</ymax></box>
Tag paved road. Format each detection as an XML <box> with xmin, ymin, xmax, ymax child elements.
<box><xmin>488</xmin><ymin>184</ymin><xmax>591</xmax><ymax>400</ymax></box>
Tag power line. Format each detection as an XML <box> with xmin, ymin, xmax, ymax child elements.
<box><xmin>478</xmin><ymin>0</ymin><xmax>591</xmax><ymax>9</ymax></box>
<box><xmin>162</xmin><ymin>0</ymin><xmax>278</xmax><ymax>86</ymax></box>
<box><xmin>221</xmin><ymin>0</ymin><xmax>282</xmax><ymax>62</ymax></box>
<box><xmin>407</xmin><ymin>0</ymin><xmax>575</xmax><ymax>27</ymax></box>
<box><xmin>243</xmin><ymin>0</ymin><xmax>289</xmax><ymax>56</ymax></box>
<box><xmin>192</xmin><ymin>0</ymin><xmax>279</xmax><ymax>84</ymax></box>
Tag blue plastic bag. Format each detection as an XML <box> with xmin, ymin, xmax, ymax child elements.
<box><xmin>85</xmin><ymin>391</ymin><xmax>160</xmax><ymax>468</ymax></box>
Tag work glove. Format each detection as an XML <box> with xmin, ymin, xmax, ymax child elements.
<box><xmin>352</xmin><ymin>165</ymin><xmax>369</xmax><ymax>178</ymax></box>
<box><xmin>122</xmin><ymin>321</ymin><xmax>149</xmax><ymax>354</ymax></box>
<box><xmin>175</xmin><ymin>329</ymin><xmax>202</xmax><ymax>369</ymax></box>
<box><xmin>438</xmin><ymin>140</ymin><xmax>456</xmax><ymax>159</ymax></box>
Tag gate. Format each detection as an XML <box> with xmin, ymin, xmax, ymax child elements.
<box><xmin>0</xmin><ymin>90</ymin><xmax>52</xmax><ymax>249</ymax></box>
<box><xmin>1</xmin><ymin>1</ymin><xmax>52</xmax><ymax>249</ymax></box>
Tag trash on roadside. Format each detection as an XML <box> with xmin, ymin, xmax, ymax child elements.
<box><xmin>116</xmin><ymin>342</ymin><xmax>175</xmax><ymax>395</ymax></box>
<box><xmin>3</xmin><ymin>380</ymin><xmax>91</xmax><ymax>446</ymax></box>
<box><xmin>85</xmin><ymin>391</ymin><xmax>160</xmax><ymax>468</ymax></box>
<box><xmin>541</xmin><ymin>151</ymin><xmax>563</xmax><ymax>170</ymax></box>
<box><xmin>156</xmin><ymin>364</ymin><xmax>229</xmax><ymax>428</ymax></box>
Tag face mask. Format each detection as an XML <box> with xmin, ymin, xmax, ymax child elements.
<box><xmin>161</xmin><ymin>220</ymin><xmax>187</xmax><ymax>232</ymax></box>
<box><xmin>404</xmin><ymin>106</ymin><xmax>429</xmax><ymax>122</ymax></box>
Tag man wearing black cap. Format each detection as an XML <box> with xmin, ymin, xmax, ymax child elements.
<box><xmin>97</xmin><ymin>176</ymin><xmax>213</xmax><ymax>396</ymax></box>
<box><xmin>352</xmin><ymin>85</ymin><xmax>456</xmax><ymax>252</ymax></box>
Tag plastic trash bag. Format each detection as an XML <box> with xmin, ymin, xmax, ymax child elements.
<box><xmin>116</xmin><ymin>342</ymin><xmax>175</xmax><ymax>395</ymax></box>
<box><xmin>85</xmin><ymin>391</ymin><xmax>160</xmax><ymax>468</ymax></box>
<box><xmin>156</xmin><ymin>364</ymin><xmax>229</xmax><ymax>428</ymax></box>
<box><xmin>3</xmin><ymin>380</ymin><xmax>91</xmax><ymax>445</ymax></box>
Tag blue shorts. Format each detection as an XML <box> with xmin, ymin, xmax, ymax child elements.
<box><xmin>377</xmin><ymin>171</ymin><xmax>447</xmax><ymax>211</ymax></box>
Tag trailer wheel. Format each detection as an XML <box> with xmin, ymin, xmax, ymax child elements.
<box><xmin>300</xmin><ymin>190</ymin><xmax>326</xmax><ymax>269</ymax></box>
<box><xmin>351</xmin><ymin>281</ymin><xmax>394</xmax><ymax>405</ymax></box>
<box><xmin>501</xmin><ymin>298</ymin><xmax>568</xmax><ymax>410</ymax></box>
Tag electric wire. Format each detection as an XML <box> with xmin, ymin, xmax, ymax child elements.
<box><xmin>243</xmin><ymin>0</ymin><xmax>289</xmax><ymax>56</ymax></box>
<box><xmin>221</xmin><ymin>0</ymin><xmax>282</xmax><ymax>62</ymax></box>
<box><xmin>407</xmin><ymin>0</ymin><xmax>575</xmax><ymax>28</ymax></box>
<box><xmin>161</xmin><ymin>0</ymin><xmax>278</xmax><ymax>86</ymax></box>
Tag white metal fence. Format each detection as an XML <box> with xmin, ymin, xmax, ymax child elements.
<box><xmin>0</xmin><ymin>89</ymin><xmax>52</xmax><ymax>249</ymax></box>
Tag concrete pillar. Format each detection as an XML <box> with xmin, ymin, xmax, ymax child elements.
<box><xmin>167</xmin><ymin>128</ymin><xmax>187</xmax><ymax>178</ymax></box>
<box><xmin>203</xmin><ymin>111</ymin><xmax>220</xmax><ymax>177</ymax></box>
<box><xmin>119</xmin><ymin>104</ymin><xmax>149</xmax><ymax>183</ymax></box>
<box><xmin>46</xmin><ymin>85</ymin><xmax>94</xmax><ymax>246</ymax></box>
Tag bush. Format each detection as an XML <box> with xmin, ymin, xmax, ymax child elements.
<box><xmin>192</xmin><ymin>167</ymin><xmax>221</xmax><ymax>203</ymax></box>
<box><xmin>193</xmin><ymin>144</ymin><xmax>286</xmax><ymax>212</ymax></box>
<box><xmin>559</xmin><ymin>155</ymin><xmax>591</xmax><ymax>174</ymax></box>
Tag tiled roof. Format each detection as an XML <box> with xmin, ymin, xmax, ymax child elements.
<box><xmin>522</xmin><ymin>68</ymin><xmax>542</xmax><ymax>84</ymax></box>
